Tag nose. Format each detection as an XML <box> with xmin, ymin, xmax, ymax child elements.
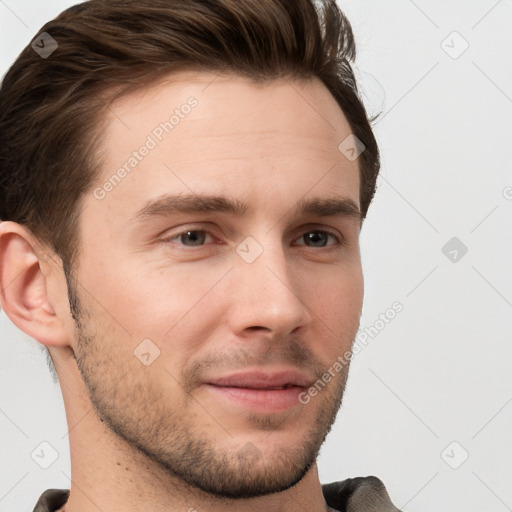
<box><xmin>226</xmin><ymin>237</ymin><xmax>313</xmax><ymax>339</ymax></box>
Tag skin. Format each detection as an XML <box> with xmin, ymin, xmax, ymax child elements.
<box><xmin>0</xmin><ymin>71</ymin><xmax>363</xmax><ymax>512</ymax></box>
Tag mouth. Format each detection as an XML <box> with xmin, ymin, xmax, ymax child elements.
<box><xmin>204</xmin><ymin>384</ymin><xmax>307</xmax><ymax>412</ymax></box>
<box><xmin>205</xmin><ymin>368</ymin><xmax>313</xmax><ymax>389</ymax></box>
<box><xmin>209</xmin><ymin>383</ymin><xmax>299</xmax><ymax>390</ymax></box>
<box><xmin>203</xmin><ymin>369</ymin><xmax>312</xmax><ymax>413</ymax></box>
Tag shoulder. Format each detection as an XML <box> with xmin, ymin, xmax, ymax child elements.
<box><xmin>322</xmin><ymin>475</ymin><xmax>403</xmax><ymax>512</ymax></box>
<box><xmin>32</xmin><ymin>489</ymin><xmax>70</xmax><ymax>512</ymax></box>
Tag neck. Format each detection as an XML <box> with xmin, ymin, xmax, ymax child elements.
<box><xmin>61</xmin><ymin>432</ymin><xmax>331</xmax><ymax>512</ymax></box>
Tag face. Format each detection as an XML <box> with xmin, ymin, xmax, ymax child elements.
<box><xmin>69</xmin><ymin>71</ymin><xmax>363</xmax><ymax>499</ymax></box>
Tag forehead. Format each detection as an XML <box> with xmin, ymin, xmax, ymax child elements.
<box><xmin>89</xmin><ymin>71</ymin><xmax>360</xmax><ymax>221</ymax></box>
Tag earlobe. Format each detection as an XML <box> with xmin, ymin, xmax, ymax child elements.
<box><xmin>0</xmin><ymin>221</ymin><xmax>69</xmax><ymax>348</ymax></box>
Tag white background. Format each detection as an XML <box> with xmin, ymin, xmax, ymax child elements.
<box><xmin>1</xmin><ymin>1</ymin><xmax>511</xmax><ymax>510</ymax></box>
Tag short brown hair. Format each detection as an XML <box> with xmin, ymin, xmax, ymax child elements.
<box><xmin>0</xmin><ymin>0</ymin><xmax>380</xmax><ymax>267</ymax></box>
<box><xmin>0</xmin><ymin>0</ymin><xmax>380</xmax><ymax>377</ymax></box>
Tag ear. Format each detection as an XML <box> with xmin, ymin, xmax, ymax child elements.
<box><xmin>0</xmin><ymin>221</ymin><xmax>70</xmax><ymax>348</ymax></box>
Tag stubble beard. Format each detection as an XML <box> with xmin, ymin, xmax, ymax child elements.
<box><xmin>66</xmin><ymin>272</ymin><xmax>352</xmax><ymax>500</ymax></box>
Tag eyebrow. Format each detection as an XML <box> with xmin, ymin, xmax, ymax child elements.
<box><xmin>133</xmin><ymin>193</ymin><xmax>361</xmax><ymax>223</ymax></box>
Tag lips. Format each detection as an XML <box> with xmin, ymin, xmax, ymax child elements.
<box><xmin>205</xmin><ymin>369</ymin><xmax>313</xmax><ymax>390</ymax></box>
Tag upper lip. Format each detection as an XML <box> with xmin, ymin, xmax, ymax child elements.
<box><xmin>205</xmin><ymin>369</ymin><xmax>314</xmax><ymax>389</ymax></box>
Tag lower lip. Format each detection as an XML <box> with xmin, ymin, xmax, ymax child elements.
<box><xmin>204</xmin><ymin>384</ymin><xmax>306</xmax><ymax>413</ymax></box>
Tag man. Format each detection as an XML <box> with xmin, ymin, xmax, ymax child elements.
<box><xmin>0</xmin><ymin>0</ymin><xmax>402</xmax><ymax>510</ymax></box>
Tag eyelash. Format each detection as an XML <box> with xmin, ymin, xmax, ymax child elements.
<box><xmin>161</xmin><ymin>226</ymin><xmax>344</xmax><ymax>250</ymax></box>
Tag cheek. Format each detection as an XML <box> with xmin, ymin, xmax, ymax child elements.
<box><xmin>309</xmin><ymin>259</ymin><xmax>362</xmax><ymax>305</ymax></box>
<box><xmin>82</xmin><ymin>251</ymin><xmax>218</xmax><ymax>329</ymax></box>
<box><xmin>305</xmin><ymin>267</ymin><xmax>363</xmax><ymax>347</ymax></box>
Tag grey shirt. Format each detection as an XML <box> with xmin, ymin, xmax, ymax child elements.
<box><xmin>32</xmin><ymin>475</ymin><xmax>402</xmax><ymax>511</ymax></box>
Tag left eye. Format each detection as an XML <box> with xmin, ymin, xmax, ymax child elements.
<box><xmin>294</xmin><ymin>230</ymin><xmax>340</xmax><ymax>248</ymax></box>
<box><xmin>164</xmin><ymin>229</ymin><xmax>340</xmax><ymax>248</ymax></box>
